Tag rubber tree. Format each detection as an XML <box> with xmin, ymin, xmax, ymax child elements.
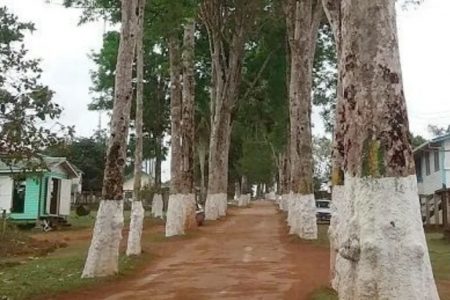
<box><xmin>126</xmin><ymin>0</ymin><xmax>146</xmax><ymax>256</ymax></box>
<box><xmin>331</xmin><ymin>0</ymin><xmax>439</xmax><ymax>298</ymax></box>
<box><xmin>200</xmin><ymin>0</ymin><xmax>261</xmax><ymax>220</ymax></box>
<box><xmin>284</xmin><ymin>0</ymin><xmax>322</xmax><ymax>239</ymax></box>
<box><xmin>166</xmin><ymin>20</ymin><xmax>197</xmax><ymax>236</ymax></box>
<box><xmin>82</xmin><ymin>0</ymin><xmax>138</xmax><ymax>278</ymax></box>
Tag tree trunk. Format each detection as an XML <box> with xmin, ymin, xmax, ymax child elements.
<box><xmin>180</xmin><ymin>20</ymin><xmax>197</xmax><ymax>232</ymax></box>
<box><xmin>321</xmin><ymin>0</ymin><xmax>346</xmax><ymax>287</ymax></box>
<box><xmin>200</xmin><ymin>1</ymin><xmax>255</xmax><ymax>220</ymax></box>
<box><xmin>127</xmin><ymin>0</ymin><xmax>146</xmax><ymax>257</ymax></box>
<box><xmin>198</xmin><ymin>140</ymin><xmax>207</xmax><ymax>204</ymax></box>
<box><xmin>166</xmin><ymin>20</ymin><xmax>197</xmax><ymax>236</ymax></box>
<box><xmin>284</xmin><ymin>0</ymin><xmax>322</xmax><ymax>239</ymax></box>
<box><xmin>334</xmin><ymin>1</ymin><xmax>439</xmax><ymax>298</ymax></box>
<box><xmin>82</xmin><ymin>0</ymin><xmax>138</xmax><ymax>278</ymax></box>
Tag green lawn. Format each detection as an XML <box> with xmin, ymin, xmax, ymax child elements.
<box><xmin>0</xmin><ymin>214</ymin><xmax>166</xmax><ymax>300</ymax></box>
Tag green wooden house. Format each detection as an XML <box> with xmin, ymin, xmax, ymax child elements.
<box><xmin>0</xmin><ymin>156</ymin><xmax>81</xmax><ymax>223</ymax></box>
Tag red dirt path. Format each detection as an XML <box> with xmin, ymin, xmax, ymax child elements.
<box><xmin>54</xmin><ymin>200</ymin><xmax>331</xmax><ymax>300</ymax></box>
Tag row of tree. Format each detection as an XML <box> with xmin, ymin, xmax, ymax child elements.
<box><xmin>57</xmin><ymin>0</ymin><xmax>440</xmax><ymax>298</ymax></box>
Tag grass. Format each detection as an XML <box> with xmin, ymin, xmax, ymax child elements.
<box><xmin>309</xmin><ymin>287</ymin><xmax>338</xmax><ymax>300</ymax></box>
<box><xmin>0</xmin><ymin>214</ymin><xmax>167</xmax><ymax>300</ymax></box>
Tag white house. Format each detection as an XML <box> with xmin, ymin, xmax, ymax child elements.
<box><xmin>414</xmin><ymin>133</ymin><xmax>450</xmax><ymax>195</ymax></box>
<box><xmin>413</xmin><ymin>134</ymin><xmax>450</xmax><ymax>225</ymax></box>
<box><xmin>123</xmin><ymin>172</ymin><xmax>153</xmax><ymax>199</ymax></box>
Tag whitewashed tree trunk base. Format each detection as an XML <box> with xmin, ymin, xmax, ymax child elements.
<box><xmin>151</xmin><ymin>194</ymin><xmax>164</xmax><ymax>218</ymax></box>
<box><xmin>287</xmin><ymin>194</ymin><xmax>295</xmax><ymax>226</ymax></box>
<box><xmin>126</xmin><ymin>200</ymin><xmax>145</xmax><ymax>256</ymax></box>
<box><xmin>166</xmin><ymin>194</ymin><xmax>186</xmax><ymax>237</ymax></box>
<box><xmin>289</xmin><ymin>194</ymin><xmax>317</xmax><ymax>240</ymax></box>
<box><xmin>335</xmin><ymin>175</ymin><xmax>439</xmax><ymax>300</ymax></box>
<box><xmin>265</xmin><ymin>192</ymin><xmax>276</xmax><ymax>200</ymax></box>
<box><xmin>205</xmin><ymin>193</ymin><xmax>226</xmax><ymax>220</ymax></box>
<box><xmin>238</xmin><ymin>194</ymin><xmax>251</xmax><ymax>207</ymax></box>
<box><xmin>281</xmin><ymin>194</ymin><xmax>290</xmax><ymax>211</ymax></box>
<box><xmin>328</xmin><ymin>185</ymin><xmax>345</xmax><ymax>289</ymax></box>
<box><xmin>218</xmin><ymin>196</ymin><xmax>227</xmax><ymax>217</ymax></box>
<box><xmin>82</xmin><ymin>200</ymin><xmax>124</xmax><ymax>278</ymax></box>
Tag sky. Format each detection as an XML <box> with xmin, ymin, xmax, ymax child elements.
<box><xmin>1</xmin><ymin>0</ymin><xmax>450</xmax><ymax>180</ymax></box>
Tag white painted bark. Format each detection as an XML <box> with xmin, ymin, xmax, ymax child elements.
<box><xmin>151</xmin><ymin>194</ymin><xmax>163</xmax><ymax>218</ymax></box>
<box><xmin>335</xmin><ymin>175</ymin><xmax>439</xmax><ymax>300</ymax></box>
<box><xmin>205</xmin><ymin>193</ymin><xmax>226</xmax><ymax>220</ymax></box>
<box><xmin>288</xmin><ymin>194</ymin><xmax>317</xmax><ymax>240</ymax></box>
<box><xmin>265</xmin><ymin>192</ymin><xmax>276</xmax><ymax>200</ymax></box>
<box><xmin>218</xmin><ymin>196</ymin><xmax>227</xmax><ymax>217</ymax></box>
<box><xmin>281</xmin><ymin>193</ymin><xmax>290</xmax><ymax>212</ymax></box>
<box><xmin>166</xmin><ymin>194</ymin><xmax>186</xmax><ymax>237</ymax></box>
<box><xmin>328</xmin><ymin>185</ymin><xmax>346</xmax><ymax>289</ymax></box>
<box><xmin>238</xmin><ymin>194</ymin><xmax>251</xmax><ymax>207</ymax></box>
<box><xmin>126</xmin><ymin>200</ymin><xmax>145</xmax><ymax>256</ymax></box>
<box><xmin>82</xmin><ymin>200</ymin><xmax>124</xmax><ymax>278</ymax></box>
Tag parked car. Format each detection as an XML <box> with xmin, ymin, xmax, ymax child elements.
<box><xmin>316</xmin><ymin>199</ymin><xmax>331</xmax><ymax>223</ymax></box>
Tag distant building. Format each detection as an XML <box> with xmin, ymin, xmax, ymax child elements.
<box><xmin>413</xmin><ymin>133</ymin><xmax>450</xmax><ymax>195</ymax></box>
<box><xmin>0</xmin><ymin>156</ymin><xmax>82</xmax><ymax>222</ymax></box>
<box><xmin>123</xmin><ymin>172</ymin><xmax>153</xmax><ymax>199</ymax></box>
<box><xmin>414</xmin><ymin>134</ymin><xmax>450</xmax><ymax>226</ymax></box>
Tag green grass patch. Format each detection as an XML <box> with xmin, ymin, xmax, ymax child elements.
<box><xmin>427</xmin><ymin>232</ymin><xmax>450</xmax><ymax>281</ymax></box>
<box><xmin>309</xmin><ymin>287</ymin><xmax>338</xmax><ymax>300</ymax></box>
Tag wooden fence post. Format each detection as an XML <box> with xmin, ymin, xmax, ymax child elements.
<box><xmin>434</xmin><ymin>193</ymin><xmax>440</xmax><ymax>225</ymax></box>
<box><xmin>425</xmin><ymin>196</ymin><xmax>431</xmax><ymax>226</ymax></box>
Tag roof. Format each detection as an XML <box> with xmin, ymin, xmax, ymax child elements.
<box><xmin>0</xmin><ymin>155</ymin><xmax>81</xmax><ymax>178</ymax></box>
<box><xmin>413</xmin><ymin>133</ymin><xmax>450</xmax><ymax>154</ymax></box>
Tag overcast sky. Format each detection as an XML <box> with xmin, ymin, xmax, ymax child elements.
<box><xmin>2</xmin><ymin>0</ymin><xmax>450</xmax><ymax>179</ymax></box>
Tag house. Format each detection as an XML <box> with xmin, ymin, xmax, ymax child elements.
<box><xmin>413</xmin><ymin>133</ymin><xmax>450</xmax><ymax>195</ymax></box>
<box><xmin>0</xmin><ymin>156</ymin><xmax>82</xmax><ymax>223</ymax></box>
<box><xmin>123</xmin><ymin>172</ymin><xmax>153</xmax><ymax>199</ymax></box>
<box><xmin>413</xmin><ymin>134</ymin><xmax>450</xmax><ymax>225</ymax></box>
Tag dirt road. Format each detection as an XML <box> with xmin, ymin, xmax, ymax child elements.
<box><xmin>59</xmin><ymin>200</ymin><xmax>330</xmax><ymax>300</ymax></box>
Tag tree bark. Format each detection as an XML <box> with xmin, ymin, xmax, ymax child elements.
<box><xmin>82</xmin><ymin>0</ymin><xmax>138</xmax><ymax>278</ymax></box>
<box><xmin>284</xmin><ymin>0</ymin><xmax>322</xmax><ymax>239</ymax></box>
<box><xmin>166</xmin><ymin>20</ymin><xmax>197</xmax><ymax>236</ymax></box>
<box><xmin>334</xmin><ymin>1</ymin><xmax>439</xmax><ymax>298</ymax></box>
<box><xmin>200</xmin><ymin>0</ymin><xmax>253</xmax><ymax>220</ymax></box>
<box><xmin>321</xmin><ymin>0</ymin><xmax>346</xmax><ymax>288</ymax></box>
<box><xmin>181</xmin><ymin>20</ymin><xmax>197</xmax><ymax>231</ymax></box>
<box><xmin>127</xmin><ymin>0</ymin><xmax>146</xmax><ymax>257</ymax></box>
<box><xmin>169</xmin><ymin>34</ymin><xmax>182</xmax><ymax>193</ymax></box>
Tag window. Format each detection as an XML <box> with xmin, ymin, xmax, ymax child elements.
<box><xmin>434</xmin><ymin>150</ymin><xmax>440</xmax><ymax>172</ymax></box>
<box><xmin>425</xmin><ymin>152</ymin><xmax>431</xmax><ymax>176</ymax></box>
<box><xmin>415</xmin><ymin>158</ymin><xmax>422</xmax><ymax>182</ymax></box>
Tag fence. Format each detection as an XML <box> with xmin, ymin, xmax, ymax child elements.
<box><xmin>420</xmin><ymin>189</ymin><xmax>450</xmax><ymax>229</ymax></box>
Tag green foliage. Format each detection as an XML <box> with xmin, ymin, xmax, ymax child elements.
<box><xmin>0</xmin><ymin>6</ymin><xmax>72</xmax><ymax>170</ymax></box>
<box><xmin>428</xmin><ymin>124</ymin><xmax>450</xmax><ymax>137</ymax></box>
<box><xmin>313</xmin><ymin>23</ymin><xmax>338</xmax><ymax>133</ymax></box>
<box><xmin>410</xmin><ymin>133</ymin><xmax>427</xmax><ymax>148</ymax></box>
<box><xmin>238</xmin><ymin>139</ymin><xmax>275</xmax><ymax>185</ymax></box>
<box><xmin>45</xmin><ymin>135</ymin><xmax>107</xmax><ymax>191</ymax></box>
<box><xmin>313</xmin><ymin>136</ymin><xmax>332</xmax><ymax>190</ymax></box>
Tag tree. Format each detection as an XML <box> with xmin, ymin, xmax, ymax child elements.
<box><xmin>284</xmin><ymin>0</ymin><xmax>322</xmax><ymax>239</ymax></box>
<box><xmin>330</xmin><ymin>0</ymin><xmax>439</xmax><ymax>298</ymax></box>
<box><xmin>410</xmin><ymin>133</ymin><xmax>427</xmax><ymax>148</ymax></box>
<box><xmin>127</xmin><ymin>0</ymin><xmax>146</xmax><ymax>257</ymax></box>
<box><xmin>82</xmin><ymin>0</ymin><xmax>138</xmax><ymax>278</ymax></box>
<box><xmin>200</xmin><ymin>0</ymin><xmax>262</xmax><ymax>220</ymax></box>
<box><xmin>428</xmin><ymin>124</ymin><xmax>450</xmax><ymax>137</ymax></box>
<box><xmin>166</xmin><ymin>19</ymin><xmax>198</xmax><ymax>237</ymax></box>
<box><xmin>0</xmin><ymin>7</ymin><xmax>70</xmax><ymax>170</ymax></box>
<box><xmin>45</xmin><ymin>135</ymin><xmax>107</xmax><ymax>191</ymax></box>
